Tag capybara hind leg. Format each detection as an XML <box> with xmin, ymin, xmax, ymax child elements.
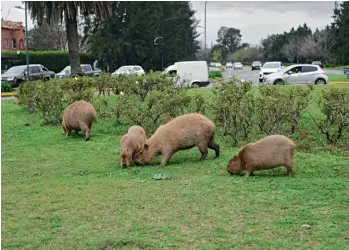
<box><xmin>84</xmin><ymin>130</ymin><xmax>91</xmax><ymax>141</ymax></box>
<box><xmin>197</xmin><ymin>142</ymin><xmax>208</xmax><ymax>161</ymax></box>
<box><xmin>208</xmin><ymin>136</ymin><xmax>220</xmax><ymax>157</ymax></box>
<box><xmin>286</xmin><ymin>163</ymin><xmax>292</xmax><ymax>177</ymax></box>
<box><xmin>158</xmin><ymin>151</ymin><xmax>174</xmax><ymax>168</ymax></box>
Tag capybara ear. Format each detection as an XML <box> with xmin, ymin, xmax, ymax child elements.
<box><xmin>144</xmin><ymin>143</ymin><xmax>149</xmax><ymax>150</ymax></box>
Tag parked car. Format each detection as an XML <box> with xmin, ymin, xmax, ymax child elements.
<box><xmin>263</xmin><ymin>64</ymin><xmax>328</xmax><ymax>85</ymax></box>
<box><xmin>163</xmin><ymin>61</ymin><xmax>209</xmax><ymax>88</ymax></box>
<box><xmin>55</xmin><ymin>64</ymin><xmax>102</xmax><ymax>79</ymax></box>
<box><xmin>233</xmin><ymin>62</ymin><xmax>243</xmax><ymax>70</ymax></box>
<box><xmin>259</xmin><ymin>61</ymin><xmax>283</xmax><ymax>82</ymax></box>
<box><xmin>226</xmin><ymin>62</ymin><xmax>233</xmax><ymax>68</ymax></box>
<box><xmin>111</xmin><ymin>65</ymin><xmax>145</xmax><ymax>76</ymax></box>
<box><xmin>312</xmin><ymin>61</ymin><xmax>323</xmax><ymax>69</ymax></box>
<box><xmin>251</xmin><ymin>61</ymin><xmax>262</xmax><ymax>71</ymax></box>
<box><xmin>1</xmin><ymin>64</ymin><xmax>55</xmax><ymax>87</ymax></box>
<box><xmin>209</xmin><ymin>62</ymin><xmax>222</xmax><ymax>67</ymax></box>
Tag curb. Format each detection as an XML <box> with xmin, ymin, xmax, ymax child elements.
<box><xmin>329</xmin><ymin>81</ymin><xmax>349</xmax><ymax>85</ymax></box>
<box><xmin>1</xmin><ymin>92</ymin><xmax>17</xmax><ymax>97</ymax></box>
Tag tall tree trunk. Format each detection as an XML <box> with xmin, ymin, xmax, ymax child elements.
<box><xmin>65</xmin><ymin>8</ymin><xmax>81</xmax><ymax>76</ymax></box>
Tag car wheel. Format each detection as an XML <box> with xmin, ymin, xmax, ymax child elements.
<box><xmin>273</xmin><ymin>79</ymin><xmax>284</xmax><ymax>85</ymax></box>
<box><xmin>315</xmin><ymin>78</ymin><xmax>326</xmax><ymax>85</ymax></box>
<box><xmin>192</xmin><ymin>82</ymin><xmax>200</xmax><ymax>88</ymax></box>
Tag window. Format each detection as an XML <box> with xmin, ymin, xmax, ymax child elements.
<box><xmin>20</xmin><ymin>39</ymin><xmax>24</xmax><ymax>49</ymax></box>
<box><xmin>301</xmin><ymin>66</ymin><xmax>318</xmax><ymax>73</ymax></box>
<box><xmin>286</xmin><ymin>66</ymin><xmax>302</xmax><ymax>75</ymax></box>
<box><xmin>29</xmin><ymin>66</ymin><xmax>41</xmax><ymax>73</ymax></box>
<box><xmin>5</xmin><ymin>39</ymin><xmax>9</xmax><ymax>48</ymax></box>
<box><xmin>12</xmin><ymin>39</ymin><xmax>16</xmax><ymax>49</ymax></box>
<box><xmin>168</xmin><ymin>70</ymin><xmax>177</xmax><ymax>75</ymax></box>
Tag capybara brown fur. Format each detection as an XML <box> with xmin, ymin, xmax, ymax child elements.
<box><xmin>62</xmin><ymin>101</ymin><xmax>97</xmax><ymax>141</ymax></box>
<box><xmin>134</xmin><ymin>113</ymin><xmax>220</xmax><ymax>168</ymax></box>
<box><xmin>227</xmin><ymin>135</ymin><xmax>296</xmax><ymax>177</ymax></box>
<box><xmin>120</xmin><ymin>126</ymin><xmax>147</xmax><ymax>168</ymax></box>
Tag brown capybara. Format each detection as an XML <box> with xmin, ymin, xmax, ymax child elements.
<box><xmin>134</xmin><ymin>113</ymin><xmax>220</xmax><ymax>168</ymax></box>
<box><xmin>62</xmin><ymin>101</ymin><xmax>97</xmax><ymax>141</ymax></box>
<box><xmin>227</xmin><ymin>135</ymin><xmax>296</xmax><ymax>177</ymax></box>
<box><xmin>120</xmin><ymin>126</ymin><xmax>147</xmax><ymax>168</ymax></box>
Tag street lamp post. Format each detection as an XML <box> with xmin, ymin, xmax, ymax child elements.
<box><xmin>161</xmin><ymin>16</ymin><xmax>178</xmax><ymax>70</ymax></box>
<box><xmin>204</xmin><ymin>1</ymin><xmax>207</xmax><ymax>62</ymax></box>
<box><xmin>15</xmin><ymin>2</ymin><xmax>29</xmax><ymax>78</ymax></box>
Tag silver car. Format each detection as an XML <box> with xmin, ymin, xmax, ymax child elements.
<box><xmin>263</xmin><ymin>64</ymin><xmax>328</xmax><ymax>85</ymax></box>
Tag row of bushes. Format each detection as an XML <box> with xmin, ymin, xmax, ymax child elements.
<box><xmin>208</xmin><ymin>71</ymin><xmax>223</xmax><ymax>78</ymax></box>
<box><xmin>1</xmin><ymin>51</ymin><xmax>95</xmax><ymax>73</ymax></box>
<box><xmin>16</xmin><ymin>73</ymin><xmax>349</xmax><ymax>145</ymax></box>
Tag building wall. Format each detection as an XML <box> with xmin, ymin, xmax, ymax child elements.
<box><xmin>1</xmin><ymin>26</ymin><xmax>26</xmax><ymax>51</ymax></box>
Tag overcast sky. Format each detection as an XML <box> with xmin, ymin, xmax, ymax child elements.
<box><xmin>1</xmin><ymin>1</ymin><xmax>337</xmax><ymax>47</ymax></box>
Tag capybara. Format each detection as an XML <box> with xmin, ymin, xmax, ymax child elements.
<box><xmin>134</xmin><ymin>113</ymin><xmax>220</xmax><ymax>168</ymax></box>
<box><xmin>227</xmin><ymin>135</ymin><xmax>296</xmax><ymax>177</ymax></box>
<box><xmin>62</xmin><ymin>101</ymin><xmax>97</xmax><ymax>141</ymax></box>
<box><xmin>120</xmin><ymin>126</ymin><xmax>147</xmax><ymax>168</ymax></box>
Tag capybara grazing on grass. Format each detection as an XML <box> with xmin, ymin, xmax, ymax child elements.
<box><xmin>227</xmin><ymin>135</ymin><xmax>296</xmax><ymax>178</ymax></box>
<box><xmin>120</xmin><ymin>126</ymin><xmax>147</xmax><ymax>168</ymax></box>
<box><xmin>62</xmin><ymin>101</ymin><xmax>97</xmax><ymax>141</ymax></box>
<box><xmin>134</xmin><ymin>113</ymin><xmax>220</xmax><ymax>168</ymax></box>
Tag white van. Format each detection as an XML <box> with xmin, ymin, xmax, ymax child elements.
<box><xmin>163</xmin><ymin>61</ymin><xmax>209</xmax><ymax>88</ymax></box>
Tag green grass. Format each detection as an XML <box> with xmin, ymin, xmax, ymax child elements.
<box><xmin>2</xmin><ymin>87</ymin><xmax>349</xmax><ymax>249</ymax></box>
<box><xmin>327</xmin><ymin>73</ymin><xmax>349</xmax><ymax>82</ymax></box>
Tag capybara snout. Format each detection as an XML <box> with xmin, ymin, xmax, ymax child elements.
<box><xmin>227</xmin><ymin>135</ymin><xmax>296</xmax><ymax>178</ymax></box>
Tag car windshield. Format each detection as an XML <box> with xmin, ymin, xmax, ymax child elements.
<box><xmin>235</xmin><ymin>62</ymin><xmax>242</xmax><ymax>65</ymax></box>
<box><xmin>253</xmin><ymin>61</ymin><xmax>262</xmax><ymax>66</ymax></box>
<box><xmin>263</xmin><ymin>63</ymin><xmax>280</xmax><ymax>68</ymax></box>
<box><xmin>280</xmin><ymin>65</ymin><xmax>295</xmax><ymax>73</ymax></box>
<box><xmin>133</xmin><ymin>66</ymin><xmax>141</xmax><ymax>71</ymax></box>
<box><xmin>5</xmin><ymin>66</ymin><xmax>26</xmax><ymax>74</ymax></box>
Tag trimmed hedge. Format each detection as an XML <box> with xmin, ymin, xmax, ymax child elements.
<box><xmin>1</xmin><ymin>51</ymin><xmax>95</xmax><ymax>73</ymax></box>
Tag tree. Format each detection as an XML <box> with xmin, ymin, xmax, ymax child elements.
<box><xmin>30</xmin><ymin>22</ymin><xmax>67</xmax><ymax>50</ymax></box>
<box><xmin>84</xmin><ymin>1</ymin><xmax>200</xmax><ymax>72</ymax></box>
<box><xmin>336</xmin><ymin>1</ymin><xmax>349</xmax><ymax>64</ymax></box>
<box><xmin>27</xmin><ymin>1</ymin><xmax>111</xmax><ymax>75</ymax></box>
<box><xmin>216</xmin><ymin>26</ymin><xmax>242</xmax><ymax>60</ymax></box>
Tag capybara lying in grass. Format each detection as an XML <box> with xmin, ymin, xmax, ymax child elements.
<box><xmin>120</xmin><ymin>126</ymin><xmax>147</xmax><ymax>168</ymax></box>
<box><xmin>134</xmin><ymin>113</ymin><xmax>220</xmax><ymax>168</ymax></box>
<box><xmin>227</xmin><ymin>135</ymin><xmax>296</xmax><ymax>177</ymax></box>
<box><xmin>62</xmin><ymin>101</ymin><xmax>97</xmax><ymax>141</ymax></box>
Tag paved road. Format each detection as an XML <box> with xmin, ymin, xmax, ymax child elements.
<box><xmin>222</xmin><ymin>66</ymin><xmax>344</xmax><ymax>85</ymax></box>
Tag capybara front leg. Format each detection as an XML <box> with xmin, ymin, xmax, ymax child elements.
<box><xmin>208</xmin><ymin>136</ymin><xmax>220</xmax><ymax>158</ymax></box>
<box><xmin>158</xmin><ymin>151</ymin><xmax>173</xmax><ymax>168</ymax></box>
<box><xmin>244</xmin><ymin>165</ymin><xmax>253</xmax><ymax>178</ymax></box>
<box><xmin>197</xmin><ymin>142</ymin><xmax>208</xmax><ymax>161</ymax></box>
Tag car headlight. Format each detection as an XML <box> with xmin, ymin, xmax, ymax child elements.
<box><xmin>6</xmin><ymin>77</ymin><xmax>14</xmax><ymax>81</ymax></box>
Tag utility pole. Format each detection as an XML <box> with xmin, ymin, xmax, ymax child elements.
<box><xmin>204</xmin><ymin>1</ymin><xmax>207</xmax><ymax>62</ymax></box>
<box><xmin>161</xmin><ymin>16</ymin><xmax>178</xmax><ymax>70</ymax></box>
<box><xmin>15</xmin><ymin>2</ymin><xmax>29</xmax><ymax>78</ymax></box>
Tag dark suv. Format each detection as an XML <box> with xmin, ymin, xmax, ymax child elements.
<box><xmin>251</xmin><ymin>61</ymin><xmax>262</xmax><ymax>71</ymax></box>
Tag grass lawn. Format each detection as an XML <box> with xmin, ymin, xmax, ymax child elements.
<box><xmin>327</xmin><ymin>73</ymin><xmax>349</xmax><ymax>82</ymax></box>
<box><xmin>2</xmin><ymin>87</ymin><xmax>349</xmax><ymax>249</ymax></box>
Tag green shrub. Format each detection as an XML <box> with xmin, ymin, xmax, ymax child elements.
<box><xmin>17</xmin><ymin>77</ymin><xmax>95</xmax><ymax>124</ymax></box>
<box><xmin>310</xmin><ymin>87</ymin><xmax>349</xmax><ymax>144</ymax></box>
<box><xmin>1</xmin><ymin>51</ymin><xmax>95</xmax><ymax>73</ymax></box>
<box><xmin>211</xmin><ymin>79</ymin><xmax>253</xmax><ymax>144</ymax></box>
<box><xmin>1</xmin><ymin>81</ymin><xmax>13</xmax><ymax>92</ymax></box>
<box><xmin>209</xmin><ymin>71</ymin><xmax>222</xmax><ymax>78</ymax></box>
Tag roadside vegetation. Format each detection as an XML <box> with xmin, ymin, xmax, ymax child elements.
<box><xmin>2</xmin><ymin>74</ymin><xmax>349</xmax><ymax>249</ymax></box>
